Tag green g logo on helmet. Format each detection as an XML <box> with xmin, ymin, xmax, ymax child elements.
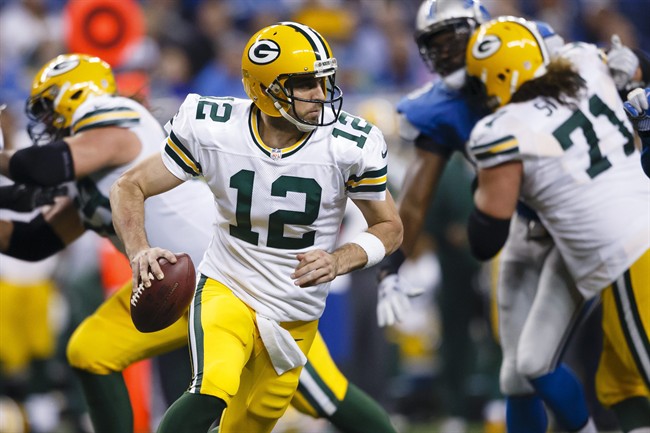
<box><xmin>248</xmin><ymin>40</ymin><xmax>281</xmax><ymax>65</ymax></box>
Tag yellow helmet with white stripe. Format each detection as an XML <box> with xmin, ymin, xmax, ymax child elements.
<box><xmin>241</xmin><ymin>21</ymin><xmax>343</xmax><ymax>131</ymax></box>
<box><xmin>26</xmin><ymin>53</ymin><xmax>116</xmax><ymax>143</ymax></box>
<box><xmin>466</xmin><ymin>17</ymin><xmax>549</xmax><ymax>108</ymax></box>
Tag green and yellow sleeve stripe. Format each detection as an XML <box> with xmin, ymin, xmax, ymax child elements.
<box><xmin>164</xmin><ymin>130</ymin><xmax>202</xmax><ymax>176</ymax></box>
<box><xmin>346</xmin><ymin>166</ymin><xmax>387</xmax><ymax>193</ymax></box>
<box><xmin>472</xmin><ymin>135</ymin><xmax>519</xmax><ymax>161</ymax></box>
<box><xmin>72</xmin><ymin>107</ymin><xmax>140</xmax><ymax>133</ymax></box>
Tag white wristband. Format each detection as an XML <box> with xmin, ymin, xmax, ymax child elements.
<box><xmin>350</xmin><ymin>232</ymin><xmax>386</xmax><ymax>269</ymax></box>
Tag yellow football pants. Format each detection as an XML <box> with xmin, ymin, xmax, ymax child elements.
<box><xmin>597</xmin><ymin>249</ymin><xmax>650</xmax><ymax>407</ymax></box>
<box><xmin>66</xmin><ymin>276</ymin><xmax>349</xmax><ymax>420</ymax></box>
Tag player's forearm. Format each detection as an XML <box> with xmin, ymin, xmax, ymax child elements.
<box><xmin>398</xmin><ymin>202</ymin><xmax>428</xmax><ymax>256</ymax></box>
<box><xmin>109</xmin><ymin>176</ymin><xmax>150</xmax><ymax>259</ymax></box>
<box><xmin>396</xmin><ymin>150</ymin><xmax>444</xmax><ymax>256</ymax></box>
<box><xmin>337</xmin><ymin>219</ymin><xmax>403</xmax><ymax>275</ymax></box>
<box><xmin>0</xmin><ymin>215</ymin><xmax>66</xmax><ymax>261</ymax></box>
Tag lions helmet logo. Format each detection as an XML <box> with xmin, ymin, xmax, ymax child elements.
<box><xmin>248</xmin><ymin>40</ymin><xmax>281</xmax><ymax>65</ymax></box>
<box><xmin>472</xmin><ymin>34</ymin><xmax>501</xmax><ymax>59</ymax></box>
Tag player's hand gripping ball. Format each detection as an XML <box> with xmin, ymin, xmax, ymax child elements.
<box><xmin>130</xmin><ymin>253</ymin><xmax>196</xmax><ymax>333</ymax></box>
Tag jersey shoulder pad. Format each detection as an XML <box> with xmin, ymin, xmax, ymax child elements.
<box><xmin>71</xmin><ymin>94</ymin><xmax>141</xmax><ymax>134</ymax></box>
<box><xmin>332</xmin><ymin>111</ymin><xmax>385</xmax><ymax>155</ymax></box>
<box><xmin>468</xmin><ymin>108</ymin><xmax>522</xmax><ymax>168</ymax></box>
<box><xmin>331</xmin><ymin>111</ymin><xmax>388</xmax><ymax>198</ymax></box>
<box><xmin>163</xmin><ymin>94</ymin><xmax>206</xmax><ymax>178</ymax></box>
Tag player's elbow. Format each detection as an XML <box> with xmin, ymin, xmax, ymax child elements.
<box><xmin>109</xmin><ymin>172</ymin><xmax>142</xmax><ymax>207</ymax></box>
<box><xmin>467</xmin><ymin>207</ymin><xmax>510</xmax><ymax>261</ymax></box>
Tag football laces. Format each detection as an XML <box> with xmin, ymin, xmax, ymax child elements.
<box><xmin>131</xmin><ymin>283</ymin><xmax>145</xmax><ymax>307</ymax></box>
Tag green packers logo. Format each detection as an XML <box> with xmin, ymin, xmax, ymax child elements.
<box><xmin>248</xmin><ymin>40</ymin><xmax>280</xmax><ymax>65</ymax></box>
<box><xmin>472</xmin><ymin>34</ymin><xmax>501</xmax><ymax>59</ymax></box>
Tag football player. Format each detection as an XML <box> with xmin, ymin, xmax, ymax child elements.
<box><xmin>0</xmin><ymin>53</ymin><xmax>400</xmax><ymax>432</ymax></box>
<box><xmin>623</xmin><ymin>86</ymin><xmax>650</xmax><ymax>177</ymax></box>
<box><xmin>378</xmin><ymin>0</ymin><xmax>646</xmax><ymax>432</ymax></box>
<box><xmin>466</xmin><ymin>17</ymin><xmax>650</xmax><ymax>433</ymax></box>
<box><xmin>110</xmin><ymin>21</ymin><xmax>402</xmax><ymax>433</ymax></box>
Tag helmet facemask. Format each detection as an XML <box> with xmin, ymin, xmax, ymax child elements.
<box><xmin>25</xmin><ymin>87</ymin><xmax>70</xmax><ymax>145</ymax></box>
<box><xmin>417</xmin><ymin>18</ymin><xmax>476</xmax><ymax>78</ymax></box>
<box><xmin>266</xmin><ymin>71</ymin><xmax>343</xmax><ymax>132</ymax></box>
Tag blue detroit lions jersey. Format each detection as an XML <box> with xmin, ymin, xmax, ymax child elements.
<box><xmin>397</xmin><ymin>80</ymin><xmax>488</xmax><ymax>156</ymax></box>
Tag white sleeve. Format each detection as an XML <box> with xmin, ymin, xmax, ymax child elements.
<box><xmin>160</xmin><ymin>94</ymin><xmax>204</xmax><ymax>181</ymax></box>
<box><xmin>342</xmin><ymin>122</ymin><xmax>388</xmax><ymax>201</ymax></box>
<box><xmin>468</xmin><ymin>111</ymin><xmax>522</xmax><ymax>169</ymax></box>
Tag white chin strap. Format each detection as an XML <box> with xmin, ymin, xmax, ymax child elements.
<box><xmin>274</xmin><ymin>101</ymin><xmax>318</xmax><ymax>132</ymax></box>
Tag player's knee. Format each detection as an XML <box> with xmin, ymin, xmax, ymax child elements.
<box><xmin>66</xmin><ymin>323</ymin><xmax>117</xmax><ymax>374</ymax></box>
<box><xmin>248</xmin><ymin>375</ymin><xmax>298</xmax><ymax>419</ymax></box>
<box><xmin>500</xmin><ymin>358</ymin><xmax>533</xmax><ymax>396</ymax></box>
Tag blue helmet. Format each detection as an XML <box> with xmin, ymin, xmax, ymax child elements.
<box><xmin>414</xmin><ymin>0</ymin><xmax>490</xmax><ymax>77</ymax></box>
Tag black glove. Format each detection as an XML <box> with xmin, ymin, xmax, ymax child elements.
<box><xmin>0</xmin><ymin>183</ymin><xmax>68</xmax><ymax>212</ymax></box>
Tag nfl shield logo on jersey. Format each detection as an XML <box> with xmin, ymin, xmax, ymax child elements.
<box><xmin>271</xmin><ymin>148</ymin><xmax>282</xmax><ymax>161</ymax></box>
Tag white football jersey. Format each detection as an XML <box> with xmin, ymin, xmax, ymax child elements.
<box><xmin>69</xmin><ymin>94</ymin><xmax>214</xmax><ymax>266</ymax></box>
<box><xmin>468</xmin><ymin>43</ymin><xmax>650</xmax><ymax>298</ymax></box>
<box><xmin>161</xmin><ymin>95</ymin><xmax>388</xmax><ymax>322</ymax></box>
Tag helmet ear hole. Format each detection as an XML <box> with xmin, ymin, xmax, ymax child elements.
<box><xmin>71</xmin><ymin>90</ymin><xmax>83</xmax><ymax>100</ymax></box>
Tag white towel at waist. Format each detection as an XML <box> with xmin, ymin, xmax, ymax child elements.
<box><xmin>256</xmin><ymin>313</ymin><xmax>307</xmax><ymax>375</ymax></box>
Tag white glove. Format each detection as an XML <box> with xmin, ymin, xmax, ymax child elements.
<box><xmin>376</xmin><ymin>274</ymin><xmax>425</xmax><ymax>327</ymax></box>
<box><xmin>608</xmin><ymin>34</ymin><xmax>639</xmax><ymax>91</ymax></box>
<box><xmin>624</xmin><ymin>87</ymin><xmax>650</xmax><ymax>131</ymax></box>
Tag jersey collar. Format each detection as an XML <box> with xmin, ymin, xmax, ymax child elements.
<box><xmin>248</xmin><ymin>105</ymin><xmax>314</xmax><ymax>160</ymax></box>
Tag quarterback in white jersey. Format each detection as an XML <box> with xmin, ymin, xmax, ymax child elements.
<box><xmin>465</xmin><ymin>18</ymin><xmax>650</xmax><ymax>431</ymax></box>
<box><xmin>162</xmin><ymin>96</ymin><xmax>388</xmax><ymax>322</ymax></box>
<box><xmin>111</xmin><ymin>22</ymin><xmax>402</xmax><ymax>433</ymax></box>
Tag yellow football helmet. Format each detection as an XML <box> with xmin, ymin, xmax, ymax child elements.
<box><xmin>466</xmin><ymin>17</ymin><xmax>550</xmax><ymax>107</ymax></box>
<box><xmin>241</xmin><ymin>21</ymin><xmax>343</xmax><ymax>132</ymax></box>
<box><xmin>26</xmin><ymin>53</ymin><xmax>116</xmax><ymax>143</ymax></box>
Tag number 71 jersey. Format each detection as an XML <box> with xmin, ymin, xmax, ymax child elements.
<box><xmin>161</xmin><ymin>94</ymin><xmax>388</xmax><ymax>322</ymax></box>
<box><xmin>467</xmin><ymin>42</ymin><xmax>650</xmax><ymax>298</ymax></box>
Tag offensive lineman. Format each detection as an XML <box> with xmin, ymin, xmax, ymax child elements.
<box><xmin>466</xmin><ymin>17</ymin><xmax>650</xmax><ymax>433</ymax></box>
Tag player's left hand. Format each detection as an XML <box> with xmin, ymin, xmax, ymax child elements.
<box><xmin>376</xmin><ymin>274</ymin><xmax>425</xmax><ymax>327</ymax></box>
<box><xmin>608</xmin><ymin>34</ymin><xmax>639</xmax><ymax>91</ymax></box>
<box><xmin>292</xmin><ymin>249</ymin><xmax>337</xmax><ymax>287</ymax></box>
<box><xmin>624</xmin><ymin>87</ymin><xmax>650</xmax><ymax>131</ymax></box>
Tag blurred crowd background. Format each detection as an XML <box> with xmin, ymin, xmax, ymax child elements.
<box><xmin>0</xmin><ymin>0</ymin><xmax>647</xmax><ymax>432</ymax></box>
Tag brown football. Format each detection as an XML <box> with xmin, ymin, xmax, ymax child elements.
<box><xmin>130</xmin><ymin>253</ymin><xmax>196</xmax><ymax>333</ymax></box>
